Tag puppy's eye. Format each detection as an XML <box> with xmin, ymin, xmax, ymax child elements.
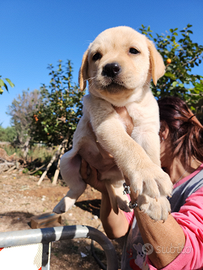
<box><xmin>92</xmin><ymin>52</ymin><xmax>102</xmax><ymax>61</ymax></box>
<box><xmin>129</xmin><ymin>48</ymin><xmax>140</xmax><ymax>55</ymax></box>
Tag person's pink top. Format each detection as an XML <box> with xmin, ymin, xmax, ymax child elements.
<box><xmin>124</xmin><ymin>165</ymin><xmax>203</xmax><ymax>269</ymax></box>
<box><xmin>147</xmin><ymin>186</ymin><xmax>203</xmax><ymax>269</ymax></box>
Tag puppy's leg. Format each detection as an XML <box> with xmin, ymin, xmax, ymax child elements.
<box><xmin>135</xmin><ymin>129</ymin><xmax>172</xmax><ymax>196</ymax></box>
<box><xmin>105</xmin><ymin>181</ymin><xmax>119</xmax><ymax>214</ymax></box>
<box><xmin>53</xmin><ymin>153</ymin><xmax>86</xmax><ymax>213</ymax></box>
<box><xmin>139</xmin><ymin>131</ymin><xmax>161</xmax><ymax>166</ymax></box>
<box><xmin>131</xmin><ymin>129</ymin><xmax>172</xmax><ymax>219</ymax></box>
<box><xmin>85</xmin><ymin>95</ymin><xmax>172</xmax><ymax>196</ymax></box>
<box><xmin>101</xmin><ymin>168</ymin><xmax>131</xmax><ymax>213</ymax></box>
<box><xmin>105</xmin><ymin>181</ymin><xmax>131</xmax><ymax>214</ymax></box>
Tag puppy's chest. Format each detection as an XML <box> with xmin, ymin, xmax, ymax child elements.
<box><xmin>124</xmin><ymin>103</ymin><xmax>159</xmax><ymax>139</ymax></box>
<box><xmin>125</xmin><ymin>104</ymin><xmax>147</xmax><ymax>127</ymax></box>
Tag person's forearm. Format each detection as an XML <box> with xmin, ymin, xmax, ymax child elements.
<box><xmin>134</xmin><ymin>207</ymin><xmax>185</xmax><ymax>269</ymax></box>
<box><xmin>100</xmin><ymin>192</ymin><xmax>129</xmax><ymax>239</ymax></box>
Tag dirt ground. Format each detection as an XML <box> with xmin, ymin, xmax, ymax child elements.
<box><xmin>0</xmin><ymin>169</ymin><xmax>122</xmax><ymax>269</ymax></box>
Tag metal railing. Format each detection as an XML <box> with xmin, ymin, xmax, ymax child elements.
<box><xmin>0</xmin><ymin>225</ymin><xmax>118</xmax><ymax>270</ymax></box>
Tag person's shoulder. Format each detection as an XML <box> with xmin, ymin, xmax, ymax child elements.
<box><xmin>187</xmin><ymin>185</ymin><xmax>203</xmax><ymax>198</ymax></box>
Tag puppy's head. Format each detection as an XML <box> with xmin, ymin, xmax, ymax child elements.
<box><xmin>79</xmin><ymin>26</ymin><xmax>165</xmax><ymax>106</ymax></box>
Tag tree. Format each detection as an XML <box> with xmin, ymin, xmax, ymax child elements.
<box><xmin>30</xmin><ymin>60</ymin><xmax>85</xmax><ymax>185</ymax></box>
<box><xmin>7</xmin><ymin>89</ymin><xmax>41</xmax><ymax>159</ymax></box>
<box><xmin>0</xmin><ymin>76</ymin><xmax>15</xmax><ymax>95</ymax></box>
<box><xmin>30</xmin><ymin>60</ymin><xmax>84</xmax><ymax>148</ymax></box>
<box><xmin>139</xmin><ymin>24</ymin><xmax>203</xmax><ymax>111</ymax></box>
<box><xmin>0</xmin><ymin>126</ymin><xmax>17</xmax><ymax>142</ymax></box>
<box><xmin>33</xmin><ymin>27</ymin><xmax>203</xmax><ymax>185</ymax></box>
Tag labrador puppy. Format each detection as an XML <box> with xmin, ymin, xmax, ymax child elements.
<box><xmin>53</xmin><ymin>26</ymin><xmax>172</xmax><ymax>220</ymax></box>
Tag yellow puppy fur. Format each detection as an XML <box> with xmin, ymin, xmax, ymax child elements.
<box><xmin>53</xmin><ymin>26</ymin><xmax>172</xmax><ymax>220</ymax></box>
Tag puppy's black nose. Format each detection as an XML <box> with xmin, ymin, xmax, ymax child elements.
<box><xmin>102</xmin><ymin>63</ymin><xmax>121</xmax><ymax>78</ymax></box>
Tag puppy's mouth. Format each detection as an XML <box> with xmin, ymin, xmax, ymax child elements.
<box><xmin>101</xmin><ymin>81</ymin><xmax>126</xmax><ymax>94</ymax></box>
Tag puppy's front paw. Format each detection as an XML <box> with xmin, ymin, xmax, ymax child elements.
<box><xmin>130</xmin><ymin>164</ymin><xmax>172</xmax><ymax>199</ymax></box>
<box><xmin>137</xmin><ymin>194</ymin><xmax>171</xmax><ymax>221</ymax></box>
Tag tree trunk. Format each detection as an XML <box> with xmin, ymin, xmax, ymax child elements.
<box><xmin>37</xmin><ymin>139</ymin><xmax>68</xmax><ymax>185</ymax></box>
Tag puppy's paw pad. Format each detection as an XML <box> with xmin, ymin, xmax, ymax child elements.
<box><xmin>137</xmin><ymin>194</ymin><xmax>171</xmax><ymax>221</ymax></box>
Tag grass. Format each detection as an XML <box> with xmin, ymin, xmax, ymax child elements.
<box><xmin>28</xmin><ymin>145</ymin><xmax>56</xmax><ymax>163</ymax></box>
<box><xmin>1</xmin><ymin>144</ymin><xmax>20</xmax><ymax>157</ymax></box>
<box><xmin>1</xmin><ymin>144</ymin><xmax>56</xmax><ymax>164</ymax></box>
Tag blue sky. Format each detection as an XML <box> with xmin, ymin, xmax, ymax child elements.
<box><xmin>1</xmin><ymin>0</ymin><xmax>203</xmax><ymax>128</ymax></box>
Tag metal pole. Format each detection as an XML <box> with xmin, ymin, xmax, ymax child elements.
<box><xmin>42</xmin><ymin>243</ymin><xmax>51</xmax><ymax>270</ymax></box>
<box><xmin>0</xmin><ymin>225</ymin><xmax>118</xmax><ymax>270</ymax></box>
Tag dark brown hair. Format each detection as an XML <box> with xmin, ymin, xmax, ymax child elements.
<box><xmin>158</xmin><ymin>96</ymin><xmax>203</xmax><ymax>164</ymax></box>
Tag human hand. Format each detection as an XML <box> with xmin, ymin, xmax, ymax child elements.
<box><xmin>80</xmin><ymin>159</ymin><xmax>108</xmax><ymax>194</ymax></box>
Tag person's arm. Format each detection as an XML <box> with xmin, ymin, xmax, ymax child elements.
<box><xmin>100</xmin><ymin>192</ymin><xmax>130</xmax><ymax>239</ymax></box>
<box><xmin>136</xmin><ymin>186</ymin><xmax>203</xmax><ymax>269</ymax></box>
<box><xmin>80</xmin><ymin>159</ymin><xmax>129</xmax><ymax>239</ymax></box>
<box><xmin>134</xmin><ymin>207</ymin><xmax>185</xmax><ymax>269</ymax></box>
<box><xmin>81</xmin><ymin>159</ymin><xmax>185</xmax><ymax>267</ymax></box>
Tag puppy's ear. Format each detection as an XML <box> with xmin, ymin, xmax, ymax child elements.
<box><xmin>79</xmin><ymin>49</ymin><xmax>89</xmax><ymax>91</ymax></box>
<box><xmin>146</xmin><ymin>39</ymin><xmax>165</xmax><ymax>85</ymax></box>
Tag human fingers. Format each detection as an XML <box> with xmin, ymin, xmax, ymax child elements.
<box><xmin>86</xmin><ymin>165</ymin><xmax>107</xmax><ymax>194</ymax></box>
<box><xmin>86</xmin><ymin>165</ymin><xmax>98</xmax><ymax>186</ymax></box>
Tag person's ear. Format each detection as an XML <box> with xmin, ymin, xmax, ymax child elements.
<box><xmin>159</xmin><ymin>121</ymin><xmax>169</xmax><ymax>141</ymax></box>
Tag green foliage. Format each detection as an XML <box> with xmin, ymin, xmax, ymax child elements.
<box><xmin>22</xmin><ymin>168</ymin><xmax>29</xmax><ymax>174</ymax></box>
<box><xmin>27</xmin><ymin>145</ymin><xmax>55</xmax><ymax>163</ymax></box>
<box><xmin>0</xmin><ymin>143</ymin><xmax>20</xmax><ymax>157</ymax></box>
<box><xmin>33</xmin><ymin>170</ymin><xmax>43</xmax><ymax>176</ymax></box>
<box><xmin>139</xmin><ymin>24</ymin><xmax>203</xmax><ymax>109</ymax></box>
<box><xmin>0</xmin><ymin>76</ymin><xmax>15</xmax><ymax>94</ymax></box>
<box><xmin>0</xmin><ymin>126</ymin><xmax>17</xmax><ymax>142</ymax></box>
<box><xmin>7</xmin><ymin>25</ymin><xmax>203</xmax><ymax>151</ymax></box>
<box><xmin>30</xmin><ymin>60</ymin><xmax>85</xmax><ymax>146</ymax></box>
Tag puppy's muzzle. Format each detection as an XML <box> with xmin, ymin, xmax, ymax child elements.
<box><xmin>102</xmin><ymin>62</ymin><xmax>121</xmax><ymax>78</ymax></box>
